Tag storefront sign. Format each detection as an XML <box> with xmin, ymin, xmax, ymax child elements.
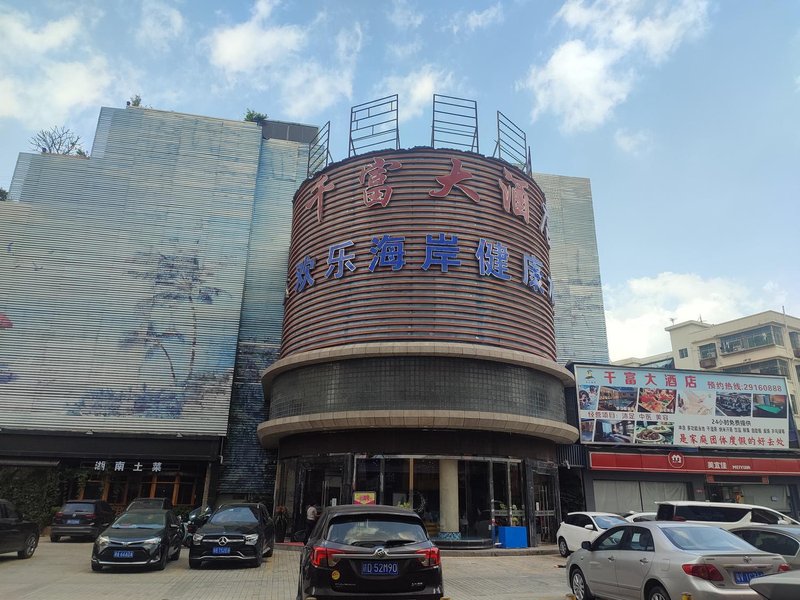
<box><xmin>575</xmin><ymin>365</ymin><xmax>789</xmax><ymax>450</ymax></box>
<box><xmin>353</xmin><ymin>491</ymin><xmax>376</xmax><ymax>505</ymax></box>
<box><xmin>590</xmin><ymin>452</ymin><xmax>800</xmax><ymax>475</ymax></box>
<box><xmin>91</xmin><ymin>460</ymin><xmax>165</xmax><ymax>473</ymax></box>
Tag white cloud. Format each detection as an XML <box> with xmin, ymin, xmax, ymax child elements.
<box><xmin>0</xmin><ymin>7</ymin><xmax>116</xmax><ymax>127</ymax></box>
<box><xmin>520</xmin><ymin>0</ymin><xmax>709</xmax><ymax>131</ymax></box>
<box><xmin>604</xmin><ymin>272</ymin><xmax>790</xmax><ymax>360</ymax></box>
<box><xmin>206</xmin><ymin>1</ymin><xmax>306</xmax><ymax>77</ymax></box>
<box><xmin>387</xmin><ymin>39</ymin><xmax>423</xmax><ymax>60</ymax></box>
<box><xmin>614</xmin><ymin>127</ymin><xmax>650</xmax><ymax>155</ymax></box>
<box><xmin>373</xmin><ymin>65</ymin><xmax>456</xmax><ymax>122</ymax></box>
<box><xmin>135</xmin><ymin>0</ymin><xmax>185</xmax><ymax>52</ymax></box>
<box><xmin>449</xmin><ymin>3</ymin><xmax>504</xmax><ymax>35</ymax></box>
<box><xmin>388</xmin><ymin>0</ymin><xmax>424</xmax><ymax>29</ymax></box>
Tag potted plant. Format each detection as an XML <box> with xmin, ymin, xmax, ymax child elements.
<box><xmin>273</xmin><ymin>505</ymin><xmax>288</xmax><ymax>543</ymax></box>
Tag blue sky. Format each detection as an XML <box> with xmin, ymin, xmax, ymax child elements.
<box><xmin>1</xmin><ymin>0</ymin><xmax>798</xmax><ymax>359</ymax></box>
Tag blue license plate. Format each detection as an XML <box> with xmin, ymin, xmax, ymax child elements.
<box><xmin>361</xmin><ymin>561</ymin><xmax>399</xmax><ymax>576</ymax></box>
<box><xmin>67</xmin><ymin>519</ymin><xmax>80</xmax><ymax>524</ymax></box>
<box><xmin>734</xmin><ymin>571</ymin><xmax>764</xmax><ymax>584</ymax></box>
<box><xmin>212</xmin><ymin>546</ymin><xmax>231</xmax><ymax>555</ymax></box>
<box><xmin>113</xmin><ymin>550</ymin><xmax>134</xmax><ymax>559</ymax></box>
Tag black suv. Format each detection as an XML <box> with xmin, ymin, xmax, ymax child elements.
<box><xmin>0</xmin><ymin>499</ymin><xmax>39</xmax><ymax>559</ymax></box>
<box><xmin>51</xmin><ymin>499</ymin><xmax>116</xmax><ymax>542</ymax></box>
<box><xmin>298</xmin><ymin>505</ymin><xmax>445</xmax><ymax>600</ymax></box>
<box><xmin>189</xmin><ymin>503</ymin><xmax>274</xmax><ymax>568</ymax></box>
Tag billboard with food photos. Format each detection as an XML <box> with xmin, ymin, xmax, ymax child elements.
<box><xmin>575</xmin><ymin>365</ymin><xmax>789</xmax><ymax>450</ymax></box>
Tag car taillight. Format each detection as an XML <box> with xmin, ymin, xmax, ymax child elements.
<box><xmin>778</xmin><ymin>563</ymin><xmax>791</xmax><ymax>572</ymax></box>
<box><xmin>311</xmin><ymin>547</ymin><xmax>338</xmax><ymax>567</ymax></box>
<box><xmin>682</xmin><ymin>563</ymin><xmax>724</xmax><ymax>582</ymax></box>
<box><xmin>85</xmin><ymin>513</ymin><xmax>96</xmax><ymax>520</ymax></box>
<box><xmin>54</xmin><ymin>512</ymin><xmax>64</xmax><ymax>519</ymax></box>
<box><xmin>416</xmin><ymin>547</ymin><xmax>441</xmax><ymax>567</ymax></box>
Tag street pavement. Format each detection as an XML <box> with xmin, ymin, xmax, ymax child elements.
<box><xmin>0</xmin><ymin>539</ymin><xmax>573</xmax><ymax>600</ymax></box>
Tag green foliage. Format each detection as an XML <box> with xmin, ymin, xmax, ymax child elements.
<box><xmin>243</xmin><ymin>109</ymin><xmax>268</xmax><ymax>124</ymax></box>
<box><xmin>0</xmin><ymin>187</ymin><xmax>7</xmax><ymax>201</ymax></box>
<box><xmin>0</xmin><ymin>466</ymin><xmax>90</xmax><ymax>528</ymax></box>
<box><xmin>130</xmin><ymin>94</ymin><xmax>142</xmax><ymax>107</ymax></box>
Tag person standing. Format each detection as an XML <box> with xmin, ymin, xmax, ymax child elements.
<box><xmin>304</xmin><ymin>501</ymin><xmax>319</xmax><ymax>543</ymax></box>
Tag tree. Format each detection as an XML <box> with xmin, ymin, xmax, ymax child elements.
<box><xmin>244</xmin><ymin>109</ymin><xmax>268</xmax><ymax>125</ymax></box>
<box><xmin>29</xmin><ymin>126</ymin><xmax>84</xmax><ymax>155</ymax></box>
<box><xmin>0</xmin><ymin>187</ymin><xmax>7</xmax><ymax>201</ymax></box>
<box><xmin>130</xmin><ymin>94</ymin><xmax>142</xmax><ymax>107</ymax></box>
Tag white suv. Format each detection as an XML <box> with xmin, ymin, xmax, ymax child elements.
<box><xmin>555</xmin><ymin>511</ymin><xmax>627</xmax><ymax>557</ymax></box>
<box><xmin>655</xmin><ymin>501</ymin><xmax>799</xmax><ymax>530</ymax></box>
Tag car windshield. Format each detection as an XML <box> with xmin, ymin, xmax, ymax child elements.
<box><xmin>111</xmin><ymin>512</ymin><xmax>165</xmax><ymax>529</ymax></box>
<box><xmin>63</xmin><ymin>502</ymin><xmax>95</xmax><ymax>512</ymax></box>
<box><xmin>327</xmin><ymin>516</ymin><xmax>427</xmax><ymax>547</ymax></box>
<box><xmin>661</xmin><ymin>526</ymin><xmax>756</xmax><ymax>552</ymax></box>
<box><xmin>209</xmin><ymin>506</ymin><xmax>258</xmax><ymax>524</ymax></box>
<box><xmin>595</xmin><ymin>515</ymin><xmax>627</xmax><ymax>529</ymax></box>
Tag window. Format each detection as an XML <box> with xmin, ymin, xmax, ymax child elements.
<box><xmin>675</xmin><ymin>505</ymin><xmax>749</xmax><ymax>522</ymax></box>
<box><xmin>699</xmin><ymin>343</ymin><xmax>717</xmax><ymax>360</ymax></box>
<box><xmin>662</xmin><ymin>526</ymin><xmax>754</xmax><ymax>551</ymax></box>
<box><xmin>720</xmin><ymin>325</ymin><xmax>784</xmax><ymax>354</ymax></box>
<box><xmin>752</xmin><ymin>508</ymin><xmax>782</xmax><ymax>524</ymax></box>
<box><xmin>575</xmin><ymin>514</ymin><xmax>594</xmax><ymax>529</ymax></box>
<box><xmin>747</xmin><ymin>531</ymin><xmax>799</xmax><ymax>556</ymax></box>
<box><xmin>627</xmin><ymin>528</ymin><xmax>655</xmax><ymax>551</ymax></box>
<box><xmin>724</xmin><ymin>358</ymin><xmax>789</xmax><ymax>377</ymax></box>
<box><xmin>327</xmin><ymin>517</ymin><xmax>427</xmax><ymax>546</ymax></box>
<box><xmin>595</xmin><ymin>527</ymin><xmax>626</xmax><ymax>551</ymax></box>
<box><xmin>594</xmin><ymin>515</ymin><xmax>627</xmax><ymax>529</ymax></box>
<box><xmin>679</xmin><ymin>348</ymin><xmax>688</xmax><ymax>359</ymax></box>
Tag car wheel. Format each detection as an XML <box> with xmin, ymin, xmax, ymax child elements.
<box><xmin>647</xmin><ymin>585</ymin><xmax>671</xmax><ymax>600</ymax></box>
<box><xmin>252</xmin><ymin>546</ymin><xmax>264</xmax><ymax>567</ymax></box>
<box><xmin>265</xmin><ymin>542</ymin><xmax>274</xmax><ymax>558</ymax></box>
<box><xmin>170</xmin><ymin>544</ymin><xmax>181</xmax><ymax>561</ymax></box>
<box><xmin>91</xmin><ymin>563</ymin><xmax>102</xmax><ymax>572</ymax></box>
<box><xmin>50</xmin><ymin>534</ymin><xmax>60</xmax><ymax>543</ymax></box>
<box><xmin>570</xmin><ymin>567</ymin><xmax>594</xmax><ymax>600</ymax></box>
<box><xmin>296</xmin><ymin>569</ymin><xmax>304</xmax><ymax>600</ymax></box>
<box><xmin>189</xmin><ymin>558</ymin><xmax>202</xmax><ymax>569</ymax></box>
<box><xmin>154</xmin><ymin>548</ymin><xmax>168</xmax><ymax>571</ymax></box>
<box><xmin>18</xmin><ymin>534</ymin><xmax>38</xmax><ymax>559</ymax></box>
<box><xmin>558</xmin><ymin>537</ymin><xmax>570</xmax><ymax>557</ymax></box>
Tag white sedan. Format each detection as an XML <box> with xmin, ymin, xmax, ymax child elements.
<box><xmin>556</xmin><ymin>512</ymin><xmax>628</xmax><ymax>557</ymax></box>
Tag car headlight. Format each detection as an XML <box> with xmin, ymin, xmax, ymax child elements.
<box><xmin>96</xmin><ymin>535</ymin><xmax>111</xmax><ymax>550</ymax></box>
<box><xmin>142</xmin><ymin>536</ymin><xmax>162</xmax><ymax>549</ymax></box>
<box><xmin>192</xmin><ymin>533</ymin><xmax>203</xmax><ymax>544</ymax></box>
<box><xmin>244</xmin><ymin>533</ymin><xmax>259</xmax><ymax>545</ymax></box>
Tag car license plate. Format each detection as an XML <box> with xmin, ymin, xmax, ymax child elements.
<box><xmin>212</xmin><ymin>546</ymin><xmax>231</xmax><ymax>555</ymax></box>
<box><xmin>734</xmin><ymin>571</ymin><xmax>764</xmax><ymax>584</ymax></box>
<box><xmin>66</xmin><ymin>519</ymin><xmax>80</xmax><ymax>524</ymax></box>
<box><xmin>113</xmin><ymin>550</ymin><xmax>134</xmax><ymax>559</ymax></box>
<box><xmin>361</xmin><ymin>561</ymin><xmax>398</xmax><ymax>576</ymax></box>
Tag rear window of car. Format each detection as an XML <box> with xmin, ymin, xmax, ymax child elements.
<box><xmin>327</xmin><ymin>516</ymin><xmax>428</xmax><ymax>547</ymax></box>
<box><xmin>63</xmin><ymin>502</ymin><xmax>96</xmax><ymax>512</ymax></box>
<box><xmin>675</xmin><ymin>505</ymin><xmax>749</xmax><ymax>522</ymax></box>
<box><xmin>661</xmin><ymin>526</ymin><xmax>755</xmax><ymax>552</ymax></box>
<box><xmin>594</xmin><ymin>515</ymin><xmax>627</xmax><ymax>529</ymax></box>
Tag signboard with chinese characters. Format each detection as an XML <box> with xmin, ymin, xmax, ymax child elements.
<box><xmin>353</xmin><ymin>491</ymin><xmax>376</xmax><ymax>505</ymax></box>
<box><xmin>283</xmin><ymin>149</ymin><xmax>557</xmax><ymax>360</ymax></box>
<box><xmin>575</xmin><ymin>365</ymin><xmax>789</xmax><ymax>450</ymax></box>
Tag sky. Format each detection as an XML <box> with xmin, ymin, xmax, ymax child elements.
<box><xmin>1</xmin><ymin>0</ymin><xmax>798</xmax><ymax>361</ymax></box>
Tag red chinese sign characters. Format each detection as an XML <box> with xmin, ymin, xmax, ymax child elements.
<box><xmin>305</xmin><ymin>174</ymin><xmax>335</xmax><ymax>222</ymax></box>
<box><xmin>429</xmin><ymin>158</ymin><xmax>480</xmax><ymax>203</ymax></box>
<box><xmin>498</xmin><ymin>167</ymin><xmax>530</xmax><ymax>224</ymax></box>
<box><xmin>359</xmin><ymin>157</ymin><xmax>402</xmax><ymax>208</ymax></box>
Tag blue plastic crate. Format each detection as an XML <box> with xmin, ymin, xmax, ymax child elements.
<box><xmin>496</xmin><ymin>526</ymin><xmax>528</xmax><ymax>548</ymax></box>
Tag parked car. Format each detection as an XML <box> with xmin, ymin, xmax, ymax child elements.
<box><xmin>189</xmin><ymin>503</ymin><xmax>274</xmax><ymax>569</ymax></box>
<box><xmin>566</xmin><ymin>521</ymin><xmax>790</xmax><ymax>600</ymax></box>
<box><xmin>297</xmin><ymin>504</ymin><xmax>445</xmax><ymax>600</ymax></box>
<box><xmin>91</xmin><ymin>509</ymin><xmax>182</xmax><ymax>571</ymax></box>
<box><xmin>182</xmin><ymin>505</ymin><xmax>213</xmax><ymax>547</ymax></box>
<box><xmin>50</xmin><ymin>499</ymin><xmax>115</xmax><ymax>542</ymax></box>
<box><xmin>126</xmin><ymin>497</ymin><xmax>173</xmax><ymax>511</ymax></box>
<box><xmin>750</xmin><ymin>570</ymin><xmax>800</xmax><ymax>600</ymax></box>
<box><xmin>655</xmin><ymin>501</ymin><xmax>799</xmax><ymax>529</ymax></box>
<box><xmin>0</xmin><ymin>499</ymin><xmax>39</xmax><ymax>559</ymax></box>
<box><xmin>731</xmin><ymin>525</ymin><xmax>800</xmax><ymax>569</ymax></box>
<box><xmin>624</xmin><ymin>511</ymin><xmax>657</xmax><ymax>523</ymax></box>
<box><xmin>556</xmin><ymin>511</ymin><xmax>627</xmax><ymax>557</ymax></box>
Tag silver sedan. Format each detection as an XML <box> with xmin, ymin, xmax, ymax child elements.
<box><xmin>566</xmin><ymin>521</ymin><xmax>790</xmax><ymax>600</ymax></box>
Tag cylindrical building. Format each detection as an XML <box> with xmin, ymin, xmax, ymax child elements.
<box><xmin>259</xmin><ymin>148</ymin><xmax>576</xmax><ymax>546</ymax></box>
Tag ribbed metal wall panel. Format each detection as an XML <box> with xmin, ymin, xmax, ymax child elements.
<box><xmin>218</xmin><ymin>138</ymin><xmax>311</xmax><ymax>495</ymax></box>
<box><xmin>0</xmin><ymin>107</ymin><xmax>262</xmax><ymax>436</ymax></box>
<box><xmin>533</xmin><ymin>173</ymin><xmax>610</xmax><ymax>364</ymax></box>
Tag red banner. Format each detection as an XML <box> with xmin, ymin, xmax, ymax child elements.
<box><xmin>589</xmin><ymin>451</ymin><xmax>800</xmax><ymax>475</ymax></box>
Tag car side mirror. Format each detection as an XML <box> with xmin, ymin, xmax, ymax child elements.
<box><xmin>584</xmin><ymin>524</ymin><xmax>595</xmax><ymax>530</ymax></box>
<box><xmin>581</xmin><ymin>541</ymin><xmax>592</xmax><ymax>551</ymax></box>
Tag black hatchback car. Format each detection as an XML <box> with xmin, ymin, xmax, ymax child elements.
<box><xmin>189</xmin><ymin>503</ymin><xmax>274</xmax><ymax>569</ymax></box>
<box><xmin>91</xmin><ymin>509</ymin><xmax>182</xmax><ymax>571</ymax></box>
<box><xmin>0</xmin><ymin>499</ymin><xmax>39</xmax><ymax>559</ymax></box>
<box><xmin>297</xmin><ymin>505</ymin><xmax>445</xmax><ymax>600</ymax></box>
<box><xmin>51</xmin><ymin>499</ymin><xmax>116</xmax><ymax>542</ymax></box>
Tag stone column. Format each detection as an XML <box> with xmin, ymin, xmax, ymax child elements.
<box><xmin>438</xmin><ymin>459</ymin><xmax>460</xmax><ymax>540</ymax></box>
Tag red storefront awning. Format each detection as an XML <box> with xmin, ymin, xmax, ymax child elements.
<box><xmin>589</xmin><ymin>451</ymin><xmax>800</xmax><ymax>475</ymax></box>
